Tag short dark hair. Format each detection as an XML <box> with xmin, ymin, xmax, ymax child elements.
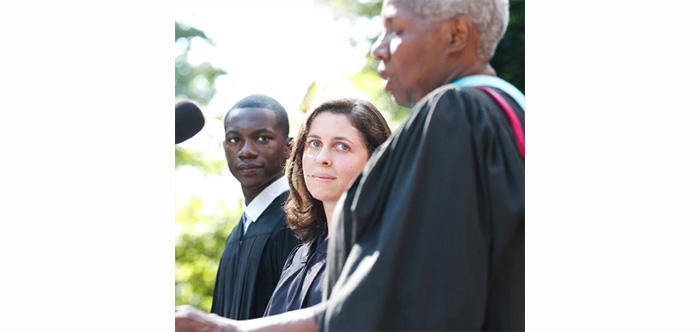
<box><xmin>285</xmin><ymin>99</ymin><xmax>391</xmax><ymax>242</ymax></box>
<box><xmin>225</xmin><ymin>94</ymin><xmax>290</xmax><ymax>137</ymax></box>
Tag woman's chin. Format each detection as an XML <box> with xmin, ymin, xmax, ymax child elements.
<box><xmin>311</xmin><ymin>191</ymin><xmax>342</xmax><ymax>204</ymax></box>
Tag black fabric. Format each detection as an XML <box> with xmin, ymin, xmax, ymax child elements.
<box><xmin>318</xmin><ymin>84</ymin><xmax>525</xmax><ymax>331</ymax></box>
<box><xmin>263</xmin><ymin>226</ymin><xmax>328</xmax><ymax>317</ymax></box>
<box><xmin>210</xmin><ymin>192</ymin><xmax>299</xmax><ymax>320</ymax></box>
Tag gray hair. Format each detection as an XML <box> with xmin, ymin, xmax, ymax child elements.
<box><xmin>399</xmin><ymin>0</ymin><xmax>509</xmax><ymax>61</ymax></box>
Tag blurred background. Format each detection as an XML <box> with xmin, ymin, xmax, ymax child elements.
<box><xmin>175</xmin><ymin>0</ymin><xmax>524</xmax><ymax>311</ymax></box>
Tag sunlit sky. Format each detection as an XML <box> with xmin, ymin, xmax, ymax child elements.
<box><xmin>175</xmin><ymin>0</ymin><xmax>383</xmax><ymax>222</ymax></box>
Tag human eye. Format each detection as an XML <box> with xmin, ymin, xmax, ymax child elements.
<box><xmin>256</xmin><ymin>136</ymin><xmax>271</xmax><ymax>143</ymax></box>
<box><xmin>306</xmin><ymin>139</ymin><xmax>322</xmax><ymax>149</ymax></box>
<box><xmin>335</xmin><ymin>142</ymin><xmax>351</xmax><ymax>152</ymax></box>
<box><xmin>227</xmin><ymin>137</ymin><xmax>240</xmax><ymax>144</ymax></box>
<box><xmin>387</xmin><ymin>22</ymin><xmax>403</xmax><ymax>36</ymax></box>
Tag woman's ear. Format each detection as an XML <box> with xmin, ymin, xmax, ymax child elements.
<box><xmin>286</xmin><ymin>137</ymin><xmax>294</xmax><ymax>158</ymax></box>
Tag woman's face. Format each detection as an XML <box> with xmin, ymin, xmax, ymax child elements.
<box><xmin>302</xmin><ymin>112</ymin><xmax>370</xmax><ymax>204</ymax></box>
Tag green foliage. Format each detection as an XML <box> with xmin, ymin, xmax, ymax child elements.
<box><xmin>319</xmin><ymin>0</ymin><xmax>382</xmax><ymax>20</ymax></box>
<box><xmin>175</xmin><ymin>146</ymin><xmax>226</xmax><ymax>174</ymax></box>
<box><xmin>175</xmin><ymin>21</ymin><xmax>233</xmax><ymax>312</ymax></box>
<box><xmin>175</xmin><ymin>21</ymin><xmax>227</xmax><ymax>172</ymax></box>
<box><xmin>492</xmin><ymin>0</ymin><xmax>525</xmax><ymax>92</ymax></box>
<box><xmin>176</xmin><ymin>197</ymin><xmax>242</xmax><ymax>311</ymax></box>
<box><xmin>175</xmin><ymin>22</ymin><xmax>227</xmax><ymax>106</ymax></box>
<box><xmin>175</xmin><ymin>23</ymin><xmax>212</xmax><ymax>42</ymax></box>
<box><xmin>349</xmin><ymin>55</ymin><xmax>412</xmax><ymax>123</ymax></box>
<box><xmin>298</xmin><ymin>82</ymin><xmax>319</xmax><ymax>114</ymax></box>
<box><xmin>175</xmin><ymin>60</ymin><xmax>227</xmax><ymax>106</ymax></box>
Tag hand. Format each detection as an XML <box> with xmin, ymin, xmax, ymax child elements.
<box><xmin>175</xmin><ymin>305</ymin><xmax>238</xmax><ymax>332</ymax></box>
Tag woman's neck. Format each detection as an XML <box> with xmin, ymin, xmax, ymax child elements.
<box><xmin>322</xmin><ymin>200</ymin><xmax>337</xmax><ymax>239</ymax></box>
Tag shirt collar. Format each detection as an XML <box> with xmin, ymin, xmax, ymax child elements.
<box><xmin>452</xmin><ymin>75</ymin><xmax>525</xmax><ymax>112</ymax></box>
<box><xmin>243</xmin><ymin>176</ymin><xmax>289</xmax><ymax>223</ymax></box>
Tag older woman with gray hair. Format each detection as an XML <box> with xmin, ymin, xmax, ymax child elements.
<box><xmin>176</xmin><ymin>0</ymin><xmax>524</xmax><ymax>330</ymax></box>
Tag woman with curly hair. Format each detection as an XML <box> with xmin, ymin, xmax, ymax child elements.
<box><xmin>262</xmin><ymin>98</ymin><xmax>391</xmax><ymax>316</ymax></box>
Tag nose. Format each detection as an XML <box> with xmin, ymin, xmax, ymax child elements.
<box><xmin>238</xmin><ymin>140</ymin><xmax>258</xmax><ymax>160</ymax></box>
<box><xmin>371</xmin><ymin>30</ymin><xmax>389</xmax><ymax>61</ymax></box>
<box><xmin>315</xmin><ymin>146</ymin><xmax>332</xmax><ymax>167</ymax></box>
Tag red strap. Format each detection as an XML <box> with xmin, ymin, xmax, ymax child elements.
<box><xmin>475</xmin><ymin>86</ymin><xmax>525</xmax><ymax>158</ymax></box>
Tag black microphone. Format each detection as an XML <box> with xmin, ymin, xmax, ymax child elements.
<box><xmin>176</xmin><ymin>101</ymin><xmax>205</xmax><ymax>144</ymax></box>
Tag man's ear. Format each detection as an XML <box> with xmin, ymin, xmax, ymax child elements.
<box><xmin>446</xmin><ymin>15</ymin><xmax>471</xmax><ymax>53</ymax></box>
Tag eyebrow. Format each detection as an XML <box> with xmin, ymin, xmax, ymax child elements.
<box><xmin>307</xmin><ymin>134</ymin><xmax>355</xmax><ymax>144</ymax></box>
<box><xmin>226</xmin><ymin>128</ymin><xmax>275</xmax><ymax>135</ymax></box>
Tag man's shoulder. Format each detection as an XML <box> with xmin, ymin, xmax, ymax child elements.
<box><xmin>413</xmin><ymin>83</ymin><xmax>511</xmax><ymax>130</ymax></box>
<box><xmin>259</xmin><ymin>191</ymin><xmax>289</xmax><ymax>219</ymax></box>
<box><xmin>405</xmin><ymin>84</ymin><xmax>481</xmax><ymax>130</ymax></box>
<box><xmin>416</xmin><ymin>83</ymin><xmax>482</xmax><ymax>111</ymax></box>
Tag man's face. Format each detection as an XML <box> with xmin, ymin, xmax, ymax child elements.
<box><xmin>371</xmin><ymin>0</ymin><xmax>448</xmax><ymax>107</ymax></box>
<box><xmin>223</xmin><ymin>107</ymin><xmax>289</xmax><ymax>192</ymax></box>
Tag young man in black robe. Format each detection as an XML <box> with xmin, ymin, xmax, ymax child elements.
<box><xmin>176</xmin><ymin>0</ymin><xmax>524</xmax><ymax>330</ymax></box>
<box><xmin>210</xmin><ymin>94</ymin><xmax>299</xmax><ymax>320</ymax></box>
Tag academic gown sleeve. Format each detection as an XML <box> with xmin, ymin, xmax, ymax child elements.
<box><xmin>318</xmin><ymin>85</ymin><xmax>525</xmax><ymax>331</ymax></box>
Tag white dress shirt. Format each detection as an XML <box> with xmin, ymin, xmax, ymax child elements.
<box><xmin>242</xmin><ymin>176</ymin><xmax>289</xmax><ymax>234</ymax></box>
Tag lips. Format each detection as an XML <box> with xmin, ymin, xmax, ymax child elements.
<box><xmin>237</xmin><ymin>163</ymin><xmax>263</xmax><ymax>170</ymax></box>
<box><xmin>377</xmin><ymin>67</ymin><xmax>393</xmax><ymax>92</ymax></box>
<box><xmin>378</xmin><ymin>69</ymin><xmax>389</xmax><ymax>80</ymax></box>
<box><xmin>311</xmin><ymin>174</ymin><xmax>336</xmax><ymax>182</ymax></box>
<box><xmin>236</xmin><ymin>163</ymin><xmax>263</xmax><ymax>176</ymax></box>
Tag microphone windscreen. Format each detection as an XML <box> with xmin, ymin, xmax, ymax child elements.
<box><xmin>175</xmin><ymin>101</ymin><xmax>205</xmax><ymax>144</ymax></box>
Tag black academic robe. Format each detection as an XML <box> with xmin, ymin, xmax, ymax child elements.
<box><xmin>317</xmin><ymin>84</ymin><xmax>525</xmax><ymax>331</ymax></box>
<box><xmin>263</xmin><ymin>226</ymin><xmax>327</xmax><ymax>317</ymax></box>
<box><xmin>210</xmin><ymin>192</ymin><xmax>299</xmax><ymax>320</ymax></box>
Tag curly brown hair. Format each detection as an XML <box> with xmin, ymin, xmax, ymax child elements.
<box><xmin>285</xmin><ymin>99</ymin><xmax>391</xmax><ymax>242</ymax></box>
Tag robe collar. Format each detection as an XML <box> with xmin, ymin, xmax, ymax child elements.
<box><xmin>452</xmin><ymin>75</ymin><xmax>525</xmax><ymax>112</ymax></box>
<box><xmin>243</xmin><ymin>176</ymin><xmax>289</xmax><ymax>224</ymax></box>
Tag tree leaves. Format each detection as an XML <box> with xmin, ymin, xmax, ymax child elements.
<box><xmin>175</xmin><ymin>21</ymin><xmax>232</xmax><ymax>311</ymax></box>
<box><xmin>175</xmin><ymin>22</ymin><xmax>212</xmax><ymax>44</ymax></box>
<box><xmin>175</xmin><ymin>21</ymin><xmax>227</xmax><ymax>106</ymax></box>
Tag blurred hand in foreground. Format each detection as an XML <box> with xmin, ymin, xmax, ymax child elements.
<box><xmin>175</xmin><ymin>305</ymin><xmax>237</xmax><ymax>332</ymax></box>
